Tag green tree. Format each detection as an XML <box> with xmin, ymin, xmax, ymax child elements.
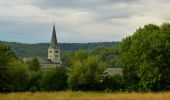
<box><xmin>41</xmin><ymin>67</ymin><xmax>68</xmax><ymax>91</ymax></box>
<box><xmin>8</xmin><ymin>61</ymin><xmax>29</xmax><ymax>91</ymax></box>
<box><xmin>0</xmin><ymin>44</ymin><xmax>17</xmax><ymax>92</ymax></box>
<box><xmin>28</xmin><ymin>71</ymin><xmax>42</xmax><ymax>92</ymax></box>
<box><xmin>119</xmin><ymin>23</ymin><xmax>170</xmax><ymax>91</ymax></box>
<box><xmin>101</xmin><ymin>73</ymin><xmax>125</xmax><ymax>91</ymax></box>
<box><xmin>0</xmin><ymin>43</ymin><xmax>30</xmax><ymax>92</ymax></box>
<box><xmin>68</xmin><ymin>51</ymin><xmax>106</xmax><ymax>90</ymax></box>
<box><xmin>91</xmin><ymin>46</ymin><xmax>120</xmax><ymax>68</ymax></box>
<box><xmin>27</xmin><ymin>58</ymin><xmax>40</xmax><ymax>71</ymax></box>
<box><xmin>157</xmin><ymin>23</ymin><xmax>170</xmax><ymax>90</ymax></box>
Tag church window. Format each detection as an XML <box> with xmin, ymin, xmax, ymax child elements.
<box><xmin>55</xmin><ymin>50</ymin><xmax>58</xmax><ymax>53</ymax></box>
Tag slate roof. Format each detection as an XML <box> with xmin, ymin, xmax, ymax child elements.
<box><xmin>39</xmin><ymin>58</ymin><xmax>61</xmax><ymax>64</ymax></box>
<box><xmin>39</xmin><ymin>58</ymin><xmax>54</xmax><ymax>64</ymax></box>
<box><xmin>50</xmin><ymin>24</ymin><xmax>58</xmax><ymax>49</ymax></box>
<box><xmin>105</xmin><ymin>68</ymin><xmax>123</xmax><ymax>75</ymax></box>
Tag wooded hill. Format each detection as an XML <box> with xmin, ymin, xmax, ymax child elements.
<box><xmin>0</xmin><ymin>41</ymin><xmax>119</xmax><ymax>58</ymax></box>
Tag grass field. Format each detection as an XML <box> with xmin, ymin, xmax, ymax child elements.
<box><xmin>0</xmin><ymin>91</ymin><xmax>170</xmax><ymax>100</ymax></box>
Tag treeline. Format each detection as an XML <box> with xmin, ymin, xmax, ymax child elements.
<box><xmin>0</xmin><ymin>23</ymin><xmax>170</xmax><ymax>92</ymax></box>
<box><xmin>0</xmin><ymin>41</ymin><xmax>119</xmax><ymax>58</ymax></box>
<box><xmin>0</xmin><ymin>44</ymin><xmax>123</xmax><ymax>92</ymax></box>
<box><xmin>62</xmin><ymin>46</ymin><xmax>121</xmax><ymax>68</ymax></box>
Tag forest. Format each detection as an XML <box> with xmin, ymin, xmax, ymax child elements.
<box><xmin>0</xmin><ymin>23</ymin><xmax>170</xmax><ymax>92</ymax></box>
<box><xmin>0</xmin><ymin>41</ymin><xmax>119</xmax><ymax>58</ymax></box>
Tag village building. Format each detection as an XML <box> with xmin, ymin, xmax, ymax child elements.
<box><xmin>105</xmin><ymin>68</ymin><xmax>123</xmax><ymax>76</ymax></box>
<box><xmin>39</xmin><ymin>24</ymin><xmax>62</xmax><ymax>70</ymax></box>
<box><xmin>23</xmin><ymin>24</ymin><xmax>123</xmax><ymax>74</ymax></box>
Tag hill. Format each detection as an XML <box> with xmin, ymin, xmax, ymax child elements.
<box><xmin>0</xmin><ymin>41</ymin><xmax>119</xmax><ymax>58</ymax></box>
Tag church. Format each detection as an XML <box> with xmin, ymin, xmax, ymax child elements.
<box><xmin>39</xmin><ymin>24</ymin><xmax>62</xmax><ymax>70</ymax></box>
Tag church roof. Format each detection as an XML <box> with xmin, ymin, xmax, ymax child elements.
<box><xmin>39</xmin><ymin>58</ymin><xmax>54</xmax><ymax>64</ymax></box>
<box><xmin>50</xmin><ymin>24</ymin><xmax>58</xmax><ymax>48</ymax></box>
<box><xmin>39</xmin><ymin>58</ymin><xmax>61</xmax><ymax>64</ymax></box>
<box><xmin>105</xmin><ymin>68</ymin><xmax>123</xmax><ymax>76</ymax></box>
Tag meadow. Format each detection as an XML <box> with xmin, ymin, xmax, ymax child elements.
<box><xmin>0</xmin><ymin>91</ymin><xmax>170</xmax><ymax>100</ymax></box>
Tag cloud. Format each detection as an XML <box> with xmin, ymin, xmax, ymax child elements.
<box><xmin>0</xmin><ymin>0</ymin><xmax>170</xmax><ymax>43</ymax></box>
<box><xmin>31</xmin><ymin>0</ymin><xmax>139</xmax><ymax>9</ymax></box>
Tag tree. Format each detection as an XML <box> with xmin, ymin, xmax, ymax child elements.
<box><xmin>157</xmin><ymin>23</ymin><xmax>170</xmax><ymax>90</ymax></box>
<box><xmin>0</xmin><ymin>43</ymin><xmax>30</xmax><ymax>92</ymax></box>
<box><xmin>27</xmin><ymin>58</ymin><xmax>40</xmax><ymax>71</ymax></box>
<box><xmin>119</xmin><ymin>23</ymin><xmax>170</xmax><ymax>91</ymax></box>
<box><xmin>7</xmin><ymin>61</ymin><xmax>29</xmax><ymax>91</ymax></box>
<box><xmin>0</xmin><ymin>44</ymin><xmax>17</xmax><ymax>92</ymax></box>
<box><xmin>91</xmin><ymin>46</ymin><xmax>121</xmax><ymax>68</ymax></box>
<box><xmin>41</xmin><ymin>67</ymin><xmax>68</xmax><ymax>91</ymax></box>
<box><xmin>68</xmin><ymin>50</ymin><xmax>106</xmax><ymax>90</ymax></box>
<box><xmin>28</xmin><ymin>71</ymin><xmax>42</xmax><ymax>92</ymax></box>
<box><xmin>101</xmin><ymin>73</ymin><xmax>125</xmax><ymax>91</ymax></box>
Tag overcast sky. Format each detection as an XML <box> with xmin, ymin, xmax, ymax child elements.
<box><xmin>0</xmin><ymin>0</ymin><xmax>169</xmax><ymax>43</ymax></box>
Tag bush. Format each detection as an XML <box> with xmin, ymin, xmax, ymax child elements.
<box><xmin>68</xmin><ymin>52</ymin><xmax>106</xmax><ymax>91</ymax></box>
<box><xmin>41</xmin><ymin>67</ymin><xmax>68</xmax><ymax>91</ymax></box>
<box><xmin>26</xmin><ymin>58</ymin><xmax>40</xmax><ymax>71</ymax></box>
<box><xmin>28</xmin><ymin>71</ymin><xmax>42</xmax><ymax>92</ymax></box>
<box><xmin>101</xmin><ymin>73</ymin><xmax>125</xmax><ymax>91</ymax></box>
<box><xmin>8</xmin><ymin>61</ymin><xmax>30</xmax><ymax>91</ymax></box>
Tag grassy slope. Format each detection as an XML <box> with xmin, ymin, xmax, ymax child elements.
<box><xmin>0</xmin><ymin>91</ymin><xmax>170</xmax><ymax>100</ymax></box>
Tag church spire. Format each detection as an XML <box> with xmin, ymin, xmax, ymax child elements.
<box><xmin>50</xmin><ymin>24</ymin><xmax>58</xmax><ymax>48</ymax></box>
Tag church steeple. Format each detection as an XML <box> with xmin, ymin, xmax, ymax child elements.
<box><xmin>48</xmin><ymin>24</ymin><xmax>61</xmax><ymax>64</ymax></box>
<box><xmin>50</xmin><ymin>24</ymin><xmax>58</xmax><ymax>48</ymax></box>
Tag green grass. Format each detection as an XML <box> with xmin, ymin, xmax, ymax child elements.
<box><xmin>0</xmin><ymin>91</ymin><xmax>170</xmax><ymax>100</ymax></box>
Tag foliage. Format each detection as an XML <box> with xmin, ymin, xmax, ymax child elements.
<box><xmin>68</xmin><ymin>50</ymin><xmax>107</xmax><ymax>91</ymax></box>
<box><xmin>119</xmin><ymin>23</ymin><xmax>170</xmax><ymax>91</ymax></box>
<box><xmin>0</xmin><ymin>41</ymin><xmax>119</xmax><ymax>58</ymax></box>
<box><xmin>0</xmin><ymin>44</ymin><xmax>17</xmax><ymax>92</ymax></box>
<box><xmin>28</xmin><ymin>71</ymin><xmax>42</xmax><ymax>92</ymax></box>
<box><xmin>1</xmin><ymin>23</ymin><xmax>170</xmax><ymax>92</ymax></box>
<box><xmin>62</xmin><ymin>46</ymin><xmax>121</xmax><ymax>69</ymax></box>
<box><xmin>91</xmin><ymin>46</ymin><xmax>121</xmax><ymax>68</ymax></box>
<box><xmin>26</xmin><ymin>58</ymin><xmax>40</xmax><ymax>71</ymax></box>
<box><xmin>61</xmin><ymin>53</ymin><xmax>72</xmax><ymax>67</ymax></box>
<box><xmin>7</xmin><ymin>61</ymin><xmax>30</xmax><ymax>91</ymax></box>
<box><xmin>41</xmin><ymin>67</ymin><xmax>68</xmax><ymax>91</ymax></box>
<box><xmin>101</xmin><ymin>73</ymin><xmax>125</xmax><ymax>91</ymax></box>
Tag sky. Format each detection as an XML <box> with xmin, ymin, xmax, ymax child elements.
<box><xmin>0</xmin><ymin>0</ymin><xmax>170</xmax><ymax>43</ymax></box>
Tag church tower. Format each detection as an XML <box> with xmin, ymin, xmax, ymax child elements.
<box><xmin>48</xmin><ymin>24</ymin><xmax>61</xmax><ymax>65</ymax></box>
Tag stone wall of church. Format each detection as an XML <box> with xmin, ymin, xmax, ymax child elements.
<box><xmin>48</xmin><ymin>47</ymin><xmax>61</xmax><ymax>64</ymax></box>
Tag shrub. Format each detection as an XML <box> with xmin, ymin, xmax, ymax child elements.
<box><xmin>41</xmin><ymin>67</ymin><xmax>68</xmax><ymax>91</ymax></box>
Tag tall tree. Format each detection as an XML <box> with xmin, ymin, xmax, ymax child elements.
<box><xmin>119</xmin><ymin>23</ymin><xmax>170</xmax><ymax>91</ymax></box>
<box><xmin>0</xmin><ymin>44</ymin><xmax>17</xmax><ymax>92</ymax></box>
<box><xmin>0</xmin><ymin>43</ymin><xmax>29</xmax><ymax>92</ymax></box>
